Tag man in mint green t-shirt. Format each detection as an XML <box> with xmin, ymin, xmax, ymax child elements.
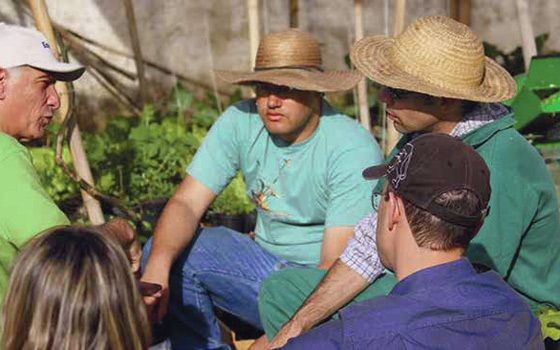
<box><xmin>140</xmin><ymin>30</ymin><xmax>383</xmax><ymax>349</ymax></box>
<box><xmin>0</xmin><ymin>24</ymin><xmax>140</xmax><ymax>305</ymax></box>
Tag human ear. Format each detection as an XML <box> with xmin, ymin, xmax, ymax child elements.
<box><xmin>440</xmin><ymin>98</ymin><xmax>463</xmax><ymax>120</ymax></box>
<box><xmin>387</xmin><ymin>192</ymin><xmax>402</xmax><ymax>231</ymax></box>
<box><xmin>0</xmin><ymin>68</ymin><xmax>7</xmax><ymax>100</ymax></box>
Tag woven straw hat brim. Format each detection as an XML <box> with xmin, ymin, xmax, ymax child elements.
<box><xmin>215</xmin><ymin>68</ymin><xmax>361</xmax><ymax>92</ymax></box>
<box><xmin>350</xmin><ymin>35</ymin><xmax>517</xmax><ymax>103</ymax></box>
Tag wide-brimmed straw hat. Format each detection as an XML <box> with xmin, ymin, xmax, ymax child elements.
<box><xmin>216</xmin><ymin>30</ymin><xmax>361</xmax><ymax>92</ymax></box>
<box><xmin>350</xmin><ymin>15</ymin><xmax>516</xmax><ymax>102</ymax></box>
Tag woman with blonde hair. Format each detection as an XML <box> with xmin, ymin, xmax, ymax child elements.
<box><xmin>1</xmin><ymin>226</ymin><xmax>151</xmax><ymax>350</ymax></box>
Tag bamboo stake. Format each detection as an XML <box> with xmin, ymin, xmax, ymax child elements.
<box><xmin>122</xmin><ymin>0</ymin><xmax>148</xmax><ymax>103</ymax></box>
<box><xmin>204</xmin><ymin>13</ymin><xmax>223</xmax><ymax>114</ymax></box>
<box><xmin>246</xmin><ymin>0</ymin><xmax>260</xmax><ymax>98</ymax></box>
<box><xmin>290</xmin><ymin>0</ymin><xmax>299</xmax><ymax>28</ymax></box>
<box><xmin>62</xmin><ymin>34</ymin><xmax>142</xmax><ymax>113</ymax></box>
<box><xmin>459</xmin><ymin>0</ymin><xmax>471</xmax><ymax>26</ymax></box>
<box><xmin>263</xmin><ymin>0</ymin><xmax>270</xmax><ymax>35</ymax></box>
<box><xmin>247</xmin><ymin>0</ymin><xmax>260</xmax><ymax>69</ymax></box>
<box><xmin>515</xmin><ymin>0</ymin><xmax>537</xmax><ymax>71</ymax></box>
<box><xmin>28</xmin><ymin>0</ymin><xmax>105</xmax><ymax>225</ymax></box>
<box><xmin>59</xmin><ymin>30</ymin><xmax>136</xmax><ymax>81</ymax></box>
<box><xmin>354</xmin><ymin>0</ymin><xmax>371</xmax><ymax>132</ymax></box>
<box><xmin>52</xmin><ymin>23</ymin><xmax>233</xmax><ymax>96</ymax></box>
<box><xmin>385</xmin><ymin>0</ymin><xmax>406</xmax><ymax>156</ymax></box>
<box><xmin>450</xmin><ymin>0</ymin><xmax>470</xmax><ymax>26</ymax></box>
<box><xmin>450</xmin><ymin>0</ymin><xmax>459</xmax><ymax>22</ymax></box>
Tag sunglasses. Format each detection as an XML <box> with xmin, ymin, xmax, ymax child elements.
<box><xmin>385</xmin><ymin>87</ymin><xmax>414</xmax><ymax>100</ymax></box>
<box><xmin>253</xmin><ymin>83</ymin><xmax>295</xmax><ymax>97</ymax></box>
<box><xmin>371</xmin><ymin>188</ymin><xmax>390</xmax><ymax>212</ymax></box>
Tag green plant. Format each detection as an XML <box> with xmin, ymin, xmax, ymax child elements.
<box><xmin>536</xmin><ymin>306</ymin><xmax>560</xmax><ymax>341</ymax></box>
<box><xmin>29</xmin><ymin>83</ymin><xmax>253</xmax><ymax>239</ymax></box>
<box><xmin>209</xmin><ymin>172</ymin><xmax>255</xmax><ymax>215</ymax></box>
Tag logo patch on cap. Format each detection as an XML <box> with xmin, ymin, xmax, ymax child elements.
<box><xmin>387</xmin><ymin>144</ymin><xmax>413</xmax><ymax>189</ymax></box>
<box><xmin>41</xmin><ymin>41</ymin><xmax>50</xmax><ymax>49</ymax></box>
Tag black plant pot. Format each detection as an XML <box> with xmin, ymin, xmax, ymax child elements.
<box><xmin>206</xmin><ymin>210</ymin><xmax>257</xmax><ymax>234</ymax></box>
<box><xmin>545</xmin><ymin>338</ymin><xmax>560</xmax><ymax>350</ymax></box>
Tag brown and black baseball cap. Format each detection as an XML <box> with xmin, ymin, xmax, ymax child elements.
<box><xmin>363</xmin><ymin>133</ymin><xmax>491</xmax><ymax>227</ymax></box>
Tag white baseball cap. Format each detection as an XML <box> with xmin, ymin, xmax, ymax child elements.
<box><xmin>0</xmin><ymin>23</ymin><xmax>85</xmax><ymax>81</ymax></box>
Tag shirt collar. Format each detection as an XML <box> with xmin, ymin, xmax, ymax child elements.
<box><xmin>450</xmin><ymin>103</ymin><xmax>511</xmax><ymax>138</ymax></box>
<box><xmin>390</xmin><ymin>258</ymin><xmax>476</xmax><ymax>296</ymax></box>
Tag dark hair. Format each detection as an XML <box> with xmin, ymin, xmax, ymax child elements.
<box><xmin>400</xmin><ymin>188</ymin><xmax>482</xmax><ymax>251</ymax></box>
<box><xmin>462</xmin><ymin>100</ymin><xmax>480</xmax><ymax>115</ymax></box>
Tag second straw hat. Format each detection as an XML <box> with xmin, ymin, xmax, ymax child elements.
<box><xmin>350</xmin><ymin>15</ymin><xmax>516</xmax><ymax>102</ymax></box>
<box><xmin>216</xmin><ymin>30</ymin><xmax>361</xmax><ymax>92</ymax></box>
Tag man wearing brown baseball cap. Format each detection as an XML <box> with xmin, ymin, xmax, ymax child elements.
<box><xmin>280</xmin><ymin>134</ymin><xmax>543</xmax><ymax>349</ymax></box>
<box><xmin>140</xmin><ymin>29</ymin><xmax>383</xmax><ymax>349</ymax></box>
<box><xmin>0</xmin><ymin>23</ymin><xmax>139</xmax><ymax>305</ymax></box>
<box><xmin>261</xmin><ymin>15</ymin><xmax>559</xmax><ymax>348</ymax></box>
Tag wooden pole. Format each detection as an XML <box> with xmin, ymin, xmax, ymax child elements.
<box><xmin>247</xmin><ymin>0</ymin><xmax>260</xmax><ymax>69</ymax></box>
<box><xmin>290</xmin><ymin>0</ymin><xmax>299</xmax><ymax>28</ymax></box>
<box><xmin>122</xmin><ymin>0</ymin><xmax>149</xmax><ymax>103</ymax></box>
<box><xmin>354</xmin><ymin>0</ymin><xmax>371</xmax><ymax>132</ymax></box>
<box><xmin>204</xmin><ymin>13</ymin><xmax>223</xmax><ymax>114</ymax></box>
<box><xmin>246</xmin><ymin>0</ymin><xmax>260</xmax><ymax>98</ymax></box>
<box><xmin>450</xmin><ymin>0</ymin><xmax>459</xmax><ymax>22</ymax></box>
<box><xmin>28</xmin><ymin>0</ymin><xmax>105</xmax><ymax>225</ymax></box>
<box><xmin>515</xmin><ymin>0</ymin><xmax>537</xmax><ymax>71</ymax></box>
<box><xmin>53</xmin><ymin>23</ymin><xmax>233</xmax><ymax>96</ymax></box>
<box><xmin>450</xmin><ymin>0</ymin><xmax>471</xmax><ymax>26</ymax></box>
<box><xmin>384</xmin><ymin>0</ymin><xmax>406</xmax><ymax>156</ymax></box>
<box><xmin>459</xmin><ymin>0</ymin><xmax>471</xmax><ymax>27</ymax></box>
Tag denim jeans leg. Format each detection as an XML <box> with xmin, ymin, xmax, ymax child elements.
<box><xmin>142</xmin><ymin>226</ymin><xmax>282</xmax><ymax>350</ymax></box>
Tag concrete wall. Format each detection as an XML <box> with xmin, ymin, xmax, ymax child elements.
<box><xmin>1</xmin><ymin>0</ymin><xmax>560</xmax><ymax>125</ymax></box>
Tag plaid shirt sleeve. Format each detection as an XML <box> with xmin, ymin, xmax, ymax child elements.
<box><xmin>340</xmin><ymin>211</ymin><xmax>386</xmax><ymax>283</ymax></box>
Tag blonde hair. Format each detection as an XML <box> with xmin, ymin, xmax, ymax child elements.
<box><xmin>1</xmin><ymin>227</ymin><xmax>151</xmax><ymax>350</ymax></box>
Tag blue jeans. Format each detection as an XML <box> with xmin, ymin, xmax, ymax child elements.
<box><xmin>142</xmin><ymin>226</ymin><xmax>289</xmax><ymax>350</ymax></box>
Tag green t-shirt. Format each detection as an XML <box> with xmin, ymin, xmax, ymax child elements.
<box><xmin>0</xmin><ymin>132</ymin><xmax>69</xmax><ymax>301</ymax></box>
<box><xmin>384</xmin><ymin>115</ymin><xmax>560</xmax><ymax>309</ymax></box>
<box><xmin>187</xmin><ymin>99</ymin><xmax>383</xmax><ymax>265</ymax></box>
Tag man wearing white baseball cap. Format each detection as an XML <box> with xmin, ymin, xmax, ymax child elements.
<box><xmin>0</xmin><ymin>23</ymin><xmax>85</xmax><ymax>84</ymax></box>
<box><xmin>0</xmin><ymin>23</ymin><xmax>138</xmax><ymax>304</ymax></box>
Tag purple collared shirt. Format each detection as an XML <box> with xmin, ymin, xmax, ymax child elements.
<box><xmin>281</xmin><ymin>259</ymin><xmax>544</xmax><ymax>350</ymax></box>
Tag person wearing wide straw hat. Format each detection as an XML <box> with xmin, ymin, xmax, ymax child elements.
<box><xmin>260</xmin><ymin>15</ymin><xmax>559</xmax><ymax>349</ymax></box>
<box><xmin>0</xmin><ymin>23</ymin><xmax>141</xmax><ymax>307</ymax></box>
<box><xmin>280</xmin><ymin>134</ymin><xmax>544</xmax><ymax>350</ymax></box>
<box><xmin>140</xmin><ymin>29</ymin><xmax>383</xmax><ymax>349</ymax></box>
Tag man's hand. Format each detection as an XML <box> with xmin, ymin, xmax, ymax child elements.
<box><xmin>268</xmin><ymin>320</ymin><xmax>304</xmax><ymax>349</ymax></box>
<box><xmin>95</xmin><ymin>218</ymin><xmax>142</xmax><ymax>276</ymax></box>
<box><xmin>140</xmin><ymin>266</ymin><xmax>169</xmax><ymax>322</ymax></box>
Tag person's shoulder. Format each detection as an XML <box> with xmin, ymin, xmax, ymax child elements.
<box><xmin>466</xmin><ymin>270</ymin><xmax>531</xmax><ymax>308</ymax></box>
<box><xmin>0</xmin><ymin>132</ymin><xmax>27</xmax><ymax>162</ymax></box>
<box><xmin>222</xmin><ymin>99</ymin><xmax>258</xmax><ymax>118</ymax></box>
<box><xmin>472</xmin><ymin>117</ymin><xmax>547</xmax><ymax>177</ymax></box>
<box><xmin>341</xmin><ymin>294</ymin><xmax>417</xmax><ymax>328</ymax></box>
<box><xmin>319</xmin><ymin>104</ymin><xmax>376</xmax><ymax>147</ymax></box>
<box><xmin>213</xmin><ymin>99</ymin><xmax>262</xmax><ymax>130</ymax></box>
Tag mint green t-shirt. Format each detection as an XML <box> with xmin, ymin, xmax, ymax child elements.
<box><xmin>0</xmin><ymin>132</ymin><xmax>69</xmax><ymax>301</ymax></box>
<box><xmin>187</xmin><ymin>99</ymin><xmax>383</xmax><ymax>265</ymax></box>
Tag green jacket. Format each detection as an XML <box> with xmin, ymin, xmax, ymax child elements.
<box><xmin>390</xmin><ymin>115</ymin><xmax>560</xmax><ymax>309</ymax></box>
